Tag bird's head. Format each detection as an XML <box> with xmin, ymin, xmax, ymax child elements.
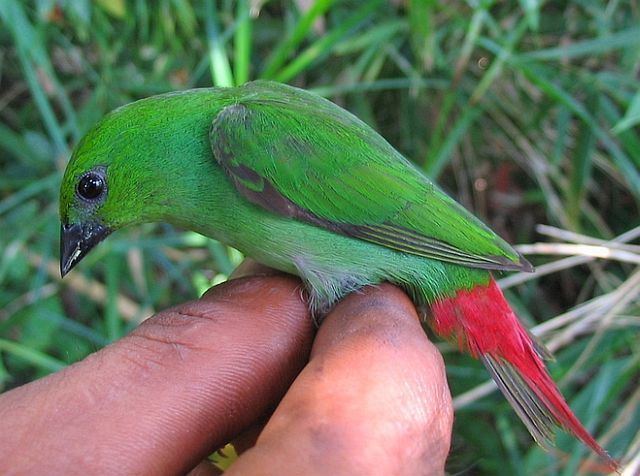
<box><xmin>59</xmin><ymin>91</ymin><xmax>225</xmax><ymax>277</ymax></box>
<box><xmin>59</xmin><ymin>104</ymin><xmax>159</xmax><ymax>277</ymax></box>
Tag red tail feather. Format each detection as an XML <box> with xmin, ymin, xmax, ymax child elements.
<box><xmin>431</xmin><ymin>277</ymin><xmax>618</xmax><ymax>472</ymax></box>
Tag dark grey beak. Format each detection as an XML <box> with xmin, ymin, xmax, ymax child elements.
<box><xmin>60</xmin><ymin>222</ymin><xmax>111</xmax><ymax>277</ymax></box>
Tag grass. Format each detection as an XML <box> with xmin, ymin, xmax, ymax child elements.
<box><xmin>1</xmin><ymin>1</ymin><xmax>639</xmax><ymax>474</ymax></box>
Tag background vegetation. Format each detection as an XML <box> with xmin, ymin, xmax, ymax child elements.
<box><xmin>0</xmin><ymin>1</ymin><xmax>638</xmax><ymax>474</ymax></box>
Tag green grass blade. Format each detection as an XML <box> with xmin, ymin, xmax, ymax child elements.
<box><xmin>426</xmin><ymin>3</ymin><xmax>491</xmax><ymax>165</ymax></box>
<box><xmin>273</xmin><ymin>0</ymin><xmax>382</xmax><ymax>83</ymax></box>
<box><xmin>424</xmin><ymin>106</ymin><xmax>482</xmax><ymax>178</ymax></box>
<box><xmin>233</xmin><ymin>1</ymin><xmax>251</xmax><ymax>85</ymax></box>
<box><xmin>567</xmin><ymin>93</ymin><xmax>598</xmax><ymax>230</ymax></box>
<box><xmin>492</xmin><ymin>55</ymin><xmax>640</xmax><ymax>197</ymax></box>
<box><xmin>310</xmin><ymin>77</ymin><xmax>448</xmax><ymax>96</ymax></box>
<box><xmin>525</xmin><ymin>26</ymin><xmax>640</xmax><ymax>60</ymax></box>
<box><xmin>600</xmin><ymin>96</ymin><xmax>640</xmax><ymax>166</ymax></box>
<box><xmin>204</xmin><ymin>0</ymin><xmax>234</xmax><ymax>87</ymax></box>
<box><xmin>407</xmin><ymin>0</ymin><xmax>436</xmax><ymax>71</ymax></box>
<box><xmin>612</xmin><ymin>90</ymin><xmax>640</xmax><ymax>134</ymax></box>
<box><xmin>105</xmin><ymin>255</ymin><xmax>123</xmax><ymax>342</ymax></box>
<box><xmin>261</xmin><ymin>0</ymin><xmax>337</xmax><ymax>79</ymax></box>
<box><xmin>0</xmin><ymin>174</ymin><xmax>58</xmax><ymax>217</ymax></box>
<box><xmin>518</xmin><ymin>0</ymin><xmax>540</xmax><ymax>30</ymax></box>
<box><xmin>0</xmin><ymin>1</ymin><xmax>69</xmax><ymax>154</ymax></box>
<box><xmin>0</xmin><ymin>338</ymin><xmax>66</xmax><ymax>373</ymax></box>
<box><xmin>470</xmin><ymin>17</ymin><xmax>529</xmax><ymax>104</ymax></box>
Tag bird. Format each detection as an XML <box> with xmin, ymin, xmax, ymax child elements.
<box><xmin>59</xmin><ymin>80</ymin><xmax>617</xmax><ymax>471</ymax></box>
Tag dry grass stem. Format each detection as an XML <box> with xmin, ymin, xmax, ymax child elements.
<box><xmin>26</xmin><ymin>251</ymin><xmax>151</xmax><ymax>322</ymax></box>
<box><xmin>515</xmin><ymin>243</ymin><xmax>640</xmax><ymax>264</ymax></box>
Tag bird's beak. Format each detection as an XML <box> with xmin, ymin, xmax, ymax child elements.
<box><xmin>60</xmin><ymin>222</ymin><xmax>111</xmax><ymax>277</ymax></box>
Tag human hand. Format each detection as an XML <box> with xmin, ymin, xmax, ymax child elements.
<box><xmin>0</xmin><ymin>267</ymin><xmax>453</xmax><ymax>475</ymax></box>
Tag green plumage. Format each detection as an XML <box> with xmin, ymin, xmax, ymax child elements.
<box><xmin>213</xmin><ymin>82</ymin><xmax>528</xmax><ymax>271</ymax></box>
<box><xmin>60</xmin><ymin>81</ymin><xmax>527</xmax><ymax>309</ymax></box>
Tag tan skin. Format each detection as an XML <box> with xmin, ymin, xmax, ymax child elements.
<box><xmin>0</xmin><ymin>263</ymin><xmax>453</xmax><ymax>475</ymax></box>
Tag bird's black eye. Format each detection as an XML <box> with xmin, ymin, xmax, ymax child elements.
<box><xmin>77</xmin><ymin>172</ymin><xmax>106</xmax><ymax>201</ymax></box>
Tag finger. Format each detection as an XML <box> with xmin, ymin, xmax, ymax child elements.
<box><xmin>0</xmin><ymin>275</ymin><xmax>313</xmax><ymax>475</ymax></box>
<box><xmin>227</xmin><ymin>284</ymin><xmax>454</xmax><ymax>476</ymax></box>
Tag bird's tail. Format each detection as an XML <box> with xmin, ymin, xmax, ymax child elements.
<box><xmin>429</xmin><ymin>276</ymin><xmax>618</xmax><ymax>473</ymax></box>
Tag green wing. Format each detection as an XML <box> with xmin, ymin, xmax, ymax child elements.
<box><xmin>209</xmin><ymin>81</ymin><xmax>532</xmax><ymax>272</ymax></box>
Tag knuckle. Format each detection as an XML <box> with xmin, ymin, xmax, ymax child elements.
<box><xmin>117</xmin><ymin>304</ymin><xmax>230</xmax><ymax>370</ymax></box>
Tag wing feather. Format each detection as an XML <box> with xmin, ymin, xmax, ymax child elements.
<box><xmin>209</xmin><ymin>81</ymin><xmax>532</xmax><ymax>272</ymax></box>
